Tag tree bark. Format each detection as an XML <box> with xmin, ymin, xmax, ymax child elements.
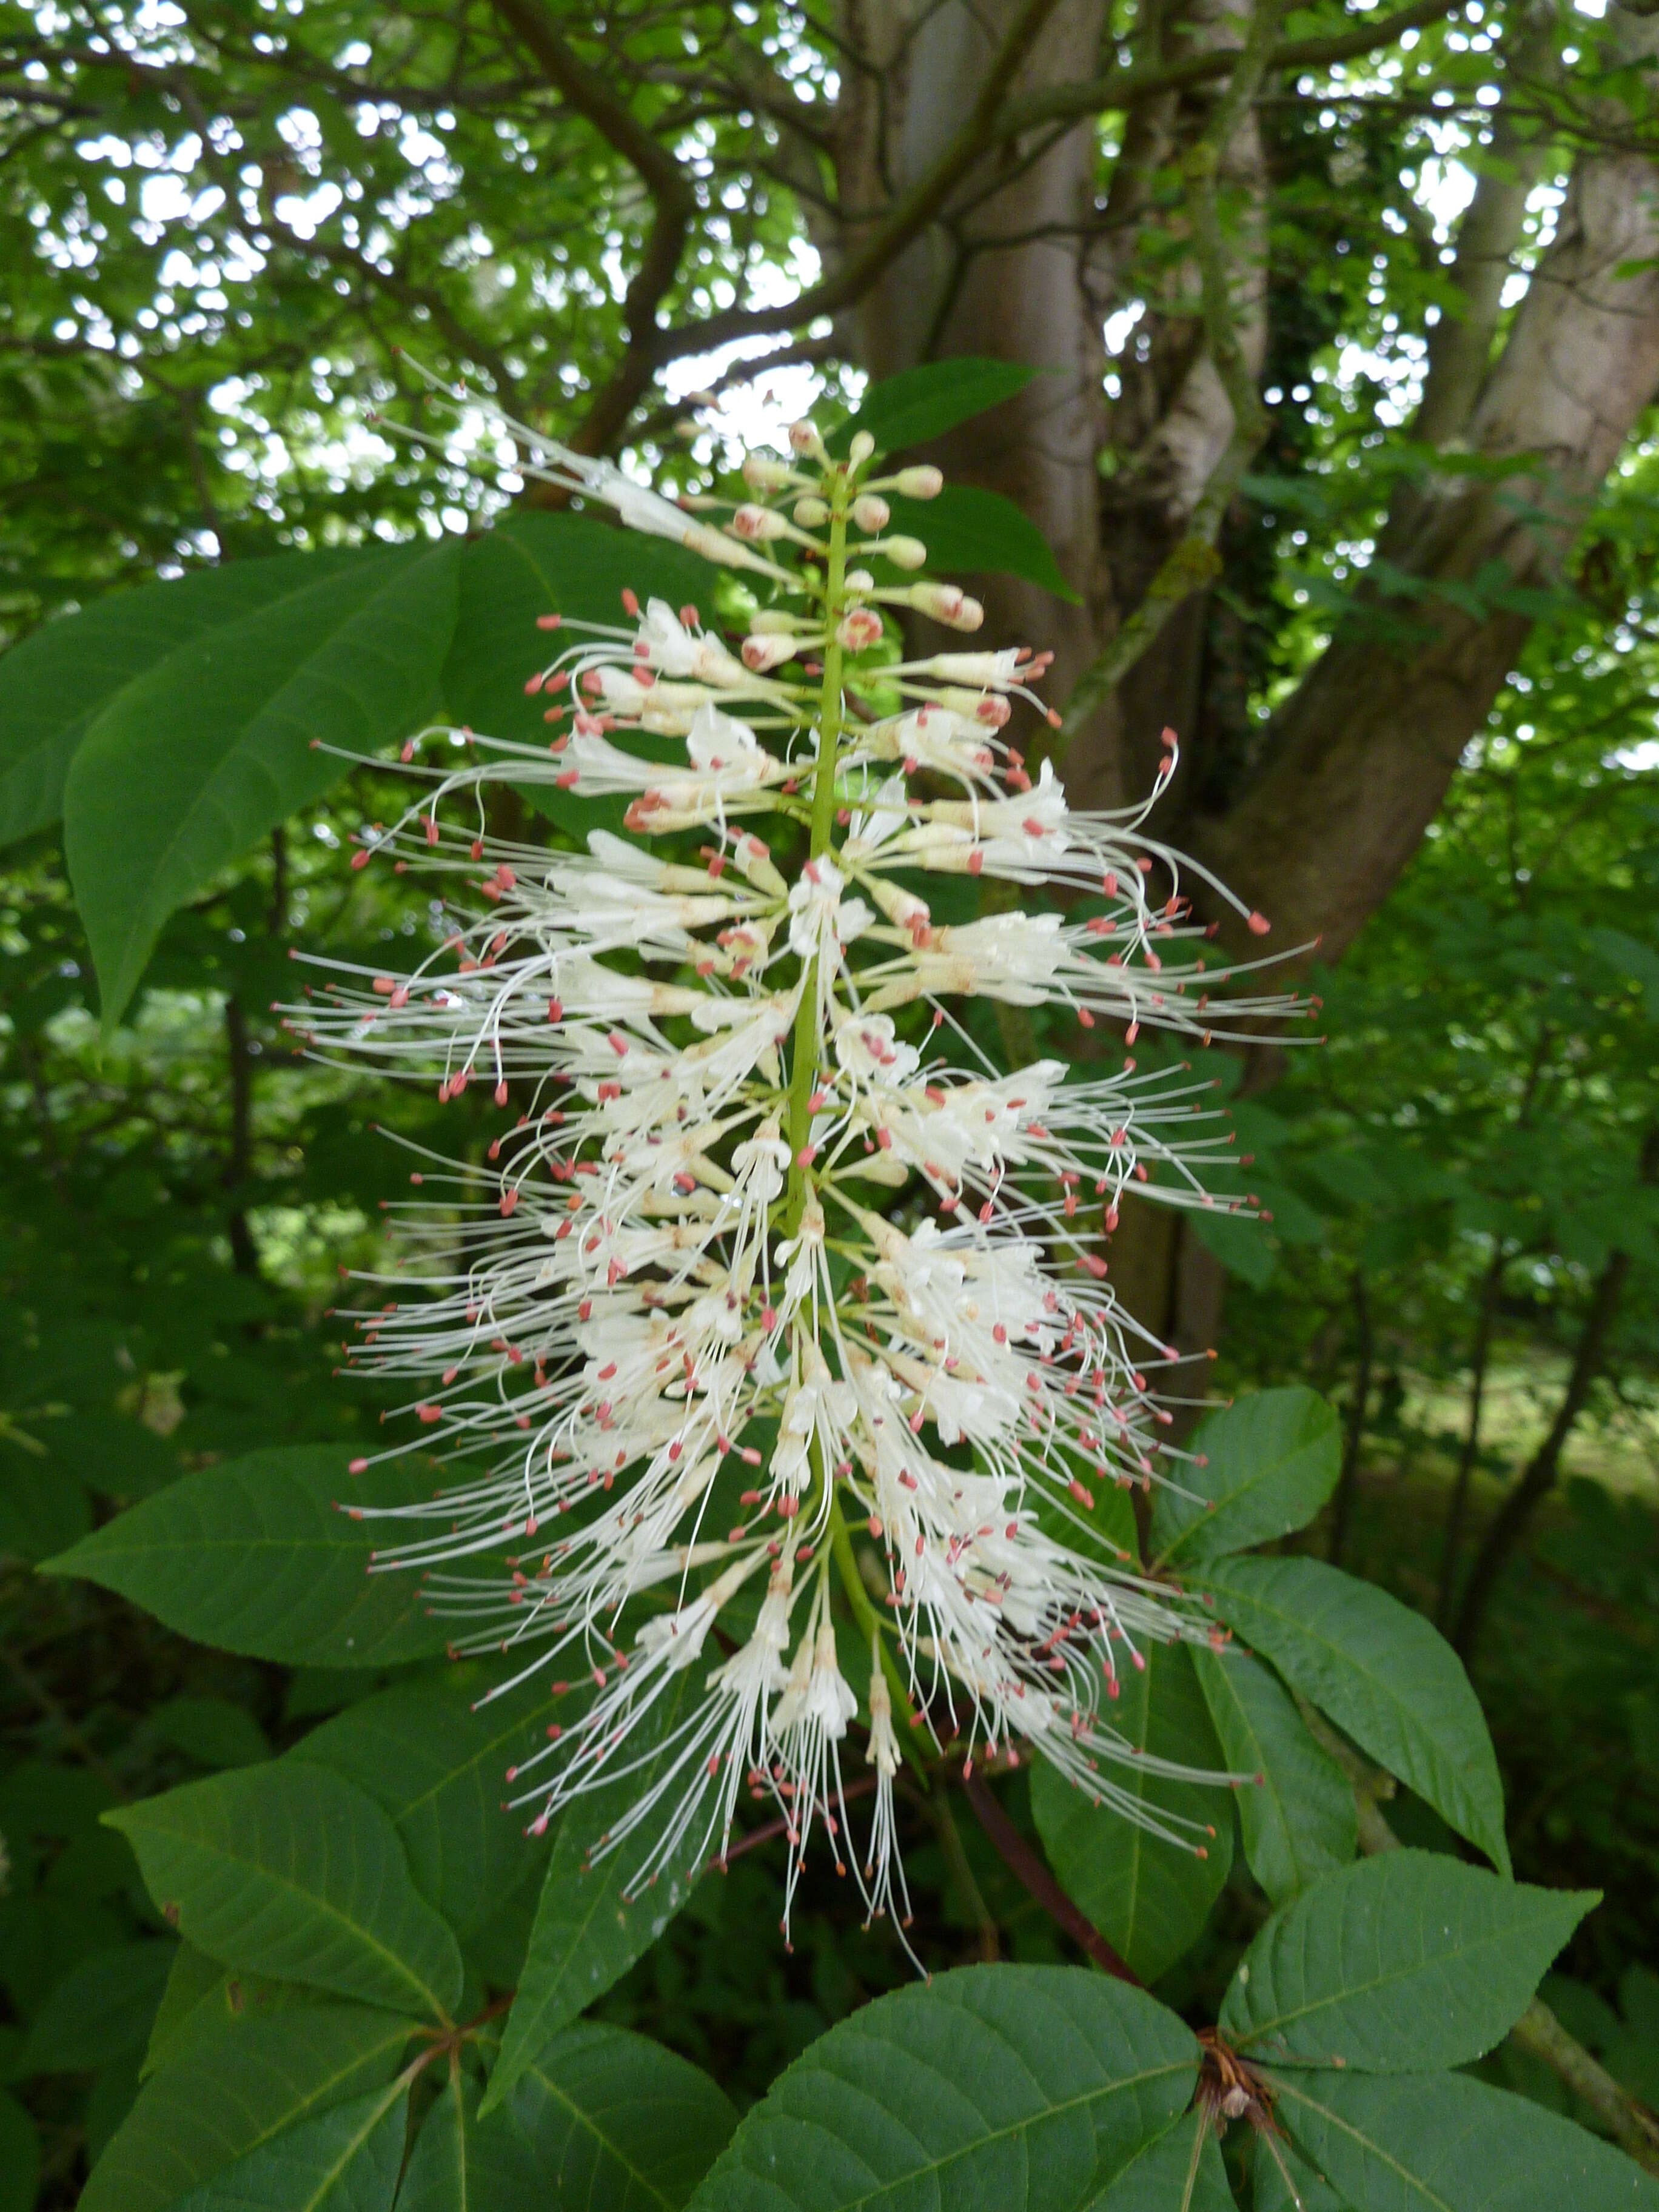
<box><xmin>1190</xmin><ymin>129</ymin><xmax>1659</xmax><ymax>961</ymax></box>
<box><xmin>824</xmin><ymin>4</ymin><xmax>1659</xmax><ymax>1341</ymax></box>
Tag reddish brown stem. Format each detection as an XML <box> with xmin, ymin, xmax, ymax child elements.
<box><xmin>960</xmin><ymin>1770</ymin><xmax>1141</xmax><ymax>1985</ymax></box>
<box><xmin>711</xmin><ymin>1772</ymin><xmax>879</xmax><ymax>1871</ymax></box>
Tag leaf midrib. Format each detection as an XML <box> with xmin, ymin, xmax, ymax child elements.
<box><xmin>761</xmin><ymin>2045</ymin><xmax>1196</xmax><ymax>2212</ymax></box>
<box><xmin>1156</xmin><ymin>1436</ymin><xmax>1324</xmax><ymax>1567</ymax></box>
<box><xmin>1200</xmin><ymin>1560</ymin><xmax>1504</xmax><ymax>1868</ymax></box>
<box><xmin>115</xmin><ymin>1806</ymin><xmax>454</xmax><ymax>2022</ymax></box>
<box><xmin>489</xmin><ymin>1852</ymin><xmax>631</xmax><ymax>2108</ymax></box>
<box><xmin>1232</xmin><ymin>1903</ymin><xmax>1565</xmax><ymax>2051</ymax></box>
<box><xmin>1270</xmin><ymin>2076</ymin><xmax>1457</xmax><ymax>2212</ymax></box>
<box><xmin>290</xmin><ymin>2080</ymin><xmax>406</xmax><ymax>2212</ymax></box>
<box><xmin>521</xmin><ymin>2056</ymin><xmax>681</xmax><ymax>2210</ymax></box>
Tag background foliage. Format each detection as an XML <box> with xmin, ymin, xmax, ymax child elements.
<box><xmin>2</xmin><ymin>0</ymin><xmax>1659</xmax><ymax>2205</ymax></box>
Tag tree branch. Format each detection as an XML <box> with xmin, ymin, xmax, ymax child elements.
<box><xmin>1061</xmin><ymin>0</ymin><xmax>1282</xmax><ymax>737</ymax></box>
<box><xmin>488</xmin><ymin>0</ymin><xmax>696</xmax><ymax>454</ymax></box>
<box><xmin>635</xmin><ymin>0</ymin><xmax>1068</xmax><ymax>372</ymax></box>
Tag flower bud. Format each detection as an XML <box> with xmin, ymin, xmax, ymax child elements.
<box><xmin>742</xmin><ymin>633</ymin><xmax>800</xmax><ymax>673</ymax></box>
<box><xmin>788</xmin><ymin>419</ymin><xmax>826</xmax><ymax>461</ymax></box>
<box><xmin>907</xmin><ymin>581</ymin><xmax>964</xmax><ymax>623</ymax></box>
<box><xmin>845</xmin><ymin>569</ymin><xmax>874</xmax><ymax>593</ymax></box>
<box><xmin>750</xmin><ymin>608</ymin><xmax>799</xmax><ymax>634</ymax></box>
<box><xmin>731</xmin><ymin>503</ymin><xmax>788</xmax><ymax>541</ymax></box>
<box><xmin>743</xmin><ymin>453</ymin><xmax>793</xmax><ymax>491</ymax></box>
<box><xmin>836</xmin><ymin>608</ymin><xmax>884</xmax><ymax>651</ymax></box>
<box><xmin>904</xmin><ymin>581</ymin><xmax>984</xmax><ymax>630</ymax></box>
<box><xmin>893</xmin><ymin>464</ymin><xmax>943</xmax><ymax>500</ymax></box>
<box><xmin>793</xmin><ymin>496</ymin><xmax>829</xmax><ymax>527</ymax></box>
<box><xmin>848</xmin><ymin>429</ymin><xmax>876</xmax><ymax>466</ymax></box>
<box><xmin>851</xmin><ymin>494</ymin><xmax>890</xmax><ymax>533</ymax></box>
<box><xmin>872</xmin><ymin>535</ymin><xmax>927</xmax><ymax>571</ymax></box>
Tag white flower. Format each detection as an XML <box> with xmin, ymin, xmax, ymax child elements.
<box><xmin>292</xmin><ymin>397</ymin><xmax>1296</xmax><ymax>1956</ymax></box>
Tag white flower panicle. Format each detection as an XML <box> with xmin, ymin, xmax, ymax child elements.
<box><xmin>287</xmin><ymin>394</ymin><xmax>1301</xmax><ymax>1955</ymax></box>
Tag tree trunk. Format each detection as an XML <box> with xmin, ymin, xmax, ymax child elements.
<box><xmin>830</xmin><ymin>2</ymin><xmax>1659</xmax><ymax>1336</ymax></box>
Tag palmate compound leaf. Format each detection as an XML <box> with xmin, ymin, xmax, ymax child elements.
<box><xmin>685</xmin><ymin>1965</ymin><xmax>1200</xmax><ymax>2212</ymax></box>
<box><xmin>1151</xmin><ymin>1388</ymin><xmax>1342</xmax><ymax>1569</ymax></box>
<box><xmin>1029</xmin><ymin>1640</ymin><xmax>1234</xmax><ymax>1983</ymax></box>
<box><xmin>82</xmin><ymin>2003</ymin><xmax>415</xmax><ymax>2212</ymax></box>
<box><xmin>1193</xmin><ymin>1649</ymin><xmax>1357</xmax><ymax>1906</ymax></box>
<box><xmin>1198</xmin><ymin>1555</ymin><xmax>1510</xmax><ymax>1875</ymax></box>
<box><xmin>290</xmin><ymin>1672</ymin><xmax>552</xmax><ymax>1939</ymax></box>
<box><xmin>42</xmin><ymin>1446</ymin><xmax>454</xmax><ymax>1668</ymax></box>
<box><xmin>106</xmin><ymin>1762</ymin><xmax>464</xmax><ymax>2022</ymax></box>
<box><xmin>1221</xmin><ymin>1851</ymin><xmax>1595</xmax><ymax>2072</ymax></box>
<box><xmin>64</xmin><ymin>542</ymin><xmax>462</xmax><ymax>1028</ymax></box>
<box><xmin>1270</xmin><ymin>2068</ymin><xmax>1659</xmax><ymax>2212</ymax></box>
<box><xmin>167</xmin><ymin>2077</ymin><xmax>410</xmax><ymax>2212</ymax></box>
<box><xmin>481</xmin><ymin>1672</ymin><xmax>704</xmax><ymax>2117</ymax></box>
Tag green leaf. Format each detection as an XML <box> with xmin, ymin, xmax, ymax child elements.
<box><xmin>444</xmin><ymin>513</ymin><xmax>718</xmax><ymax>752</ymax></box>
<box><xmin>1200</xmin><ymin>1555</ymin><xmax>1510</xmax><ymax>1874</ymax></box>
<box><xmin>481</xmin><ymin>1676</ymin><xmax>704</xmax><ymax>2116</ymax></box>
<box><xmin>169</xmin><ymin>2078</ymin><xmax>409</xmax><ymax>2212</ymax></box>
<box><xmin>83</xmin><ymin>2003</ymin><xmax>414</xmax><ymax>2212</ymax></box>
<box><xmin>105</xmin><ymin>1763</ymin><xmax>464</xmax><ymax>2022</ymax></box>
<box><xmin>0</xmin><ymin>1447</ymin><xmax>90</xmax><ymax>1563</ymax></box>
<box><xmin>1194</xmin><ymin>1649</ymin><xmax>1356</xmax><ymax>1905</ymax></box>
<box><xmin>1272</xmin><ymin>2068</ymin><xmax>1659</xmax><ymax>2211</ymax></box>
<box><xmin>1152</xmin><ymin>1388</ymin><xmax>1342</xmax><ymax>1567</ymax></box>
<box><xmin>142</xmin><ymin>1944</ymin><xmax>307</xmax><ymax>2079</ymax></box>
<box><xmin>1220</xmin><ymin>1851</ymin><xmax>1595</xmax><ymax>2071</ymax></box>
<box><xmin>1252</xmin><ymin>2134</ymin><xmax>1347</xmax><ymax>2211</ymax></box>
<box><xmin>1188</xmin><ymin>1205</ymin><xmax>1279</xmax><ymax>1287</ymax></box>
<box><xmin>21</xmin><ymin>1937</ymin><xmax>175</xmax><ymax>2073</ymax></box>
<box><xmin>1029</xmin><ymin>1642</ymin><xmax>1234</xmax><ymax>1984</ymax></box>
<box><xmin>686</xmin><ymin>1964</ymin><xmax>1198</xmax><ymax>2212</ymax></box>
<box><xmin>152</xmin><ymin>1695</ymin><xmax>272</xmax><ymax>1770</ymax></box>
<box><xmin>63</xmin><ymin>541</ymin><xmax>460</xmax><ymax>1026</ymax></box>
<box><xmin>503</xmin><ymin>2021</ymin><xmax>739</xmax><ymax>2211</ymax></box>
<box><xmin>292</xmin><ymin>1674</ymin><xmax>550</xmax><ymax>1937</ymax></box>
<box><xmin>42</xmin><ymin>1446</ymin><xmax>454</xmax><ymax>1668</ymax></box>
<box><xmin>387</xmin><ymin>2074</ymin><xmax>540</xmax><ymax>2212</ymax></box>
<box><xmin>1096</xmin><ymin>2111</ymin><xmax>1235</xmax><ymax>2208</ymax></box>
<box><xmin>837</xmin><ymin>358</ymin><xmax>1042</xmax><ymax>455</ymax></box>
<box><xmin>0</xmin><ymin>2090</ymin><xmax>41</xmax><ymax>2212</ymax></box>
<box><xmin>888</xmin><ymin>483</ymin><xmax>1080</xmax><ymax>602</ymax></box>
<box><xmin>0</xmin><ymin>551</ymin><xmax>385</xmax><ymax>848</ymax></box>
